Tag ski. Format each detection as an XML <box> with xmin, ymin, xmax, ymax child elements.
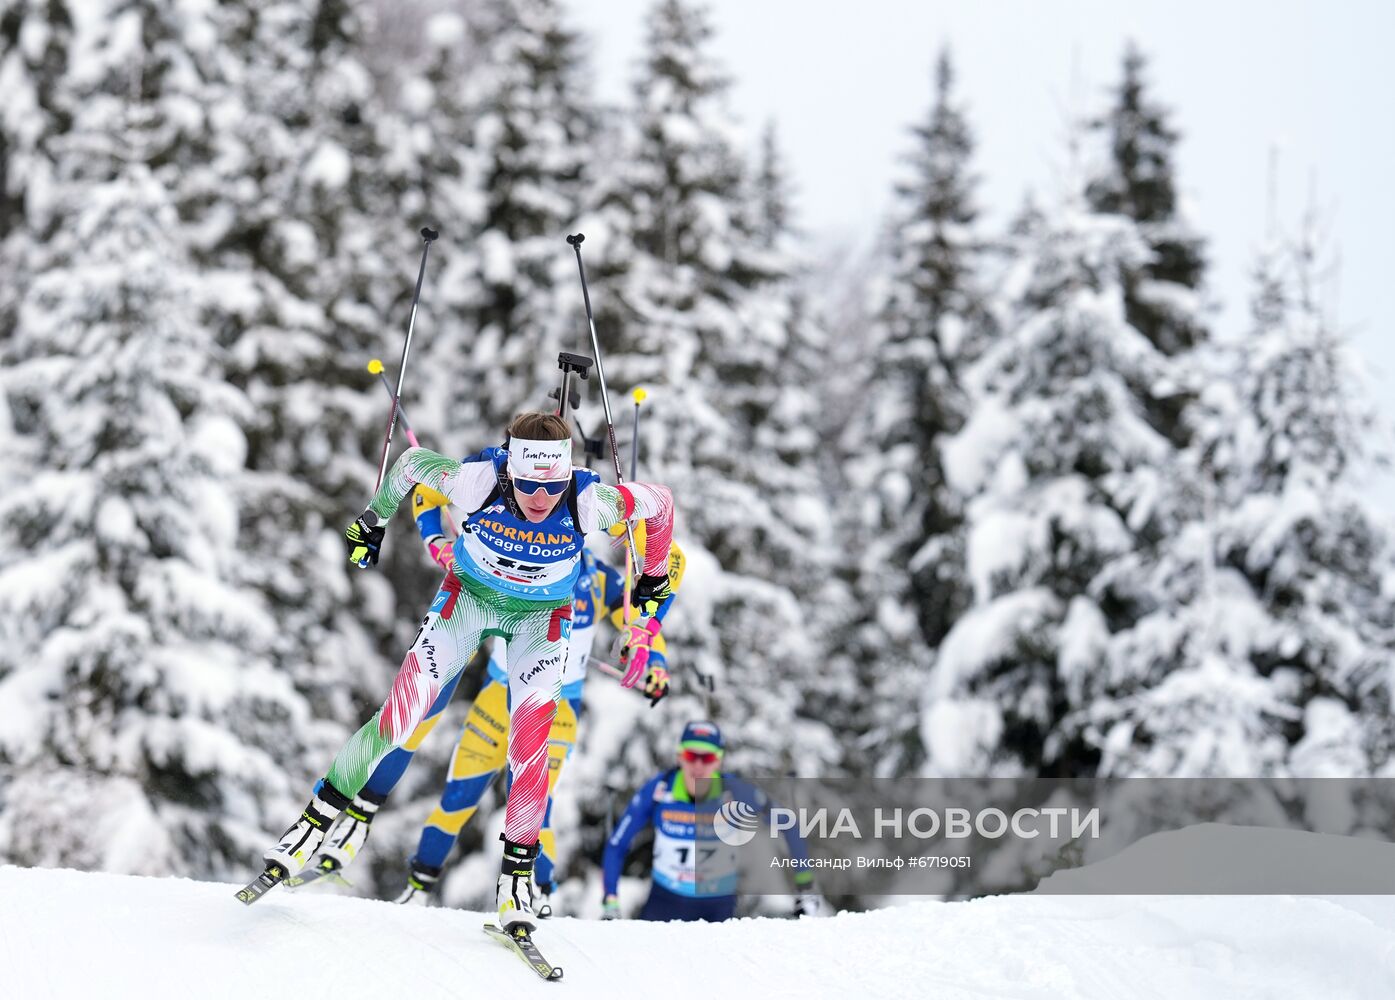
<box><xmin>234</xmin><ymin>864</ymin><xmax>287</xmax><ymax>905</ymax></box>
<box><xmin>282</xmin><ymin>857</ymin><xmax>352</xmax><ymax>890</ymax></box>
<box><xmin>482</xmin><ymin>923</ymin><xmax>564</xmax><ymax>981</ymax></box>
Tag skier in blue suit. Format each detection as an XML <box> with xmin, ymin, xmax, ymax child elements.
<box><xmin>601</xmin><ymin>721</ymin><xmax>823</xmax><ymax>921</ymax></box>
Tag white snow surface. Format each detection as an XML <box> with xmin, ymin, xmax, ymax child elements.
<box><xmin>4</xmin><ymin>864</ymin><xmax>1395</xmax><ymax>999</ymax></box>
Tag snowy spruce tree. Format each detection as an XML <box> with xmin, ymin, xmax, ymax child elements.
<box><xmin>1088</xmin><ymin>222</ymin><xmax>1395</xmax><ymax>780</ymax></box>
<box><xmin>751</xmin><ymin>120</ymin><xmax>792</xmax><ymax>250</ymax></box>
<box><xmin>0</xmin><ymin>113</ymin><xmax>316</xmax><ymax>876</ymax></box>
<box><xmin>931</xmin><ymin>177</ymin><xmax>1192</xmax><ymax>777</ymax></box>
<box><xmin>416</xmin><ymin>0</ymin><xmax>598</xmax><ymax>446</ymax></box>
<box><xmin>205</xmin><ymin>0</ymin><xmax>397</xmax><ymax>508</ymax></box>
<box><xmin>0</xmin><ymin>0</ymin><xmax>77</xmax><ymax>347</ymax></box>
<box><xmin>832</xmin><ymin>49</ymin><xmax>990</xmax><ymax>777</ymax></box>
<box><xmin>1086</xmin><ymin>43</ymin><xmax>1208</xmax><ymax>432</ymax></box>
<box><xmin>922</xmin><ymin>51</ymin><xmax>1216</xmax><ymax>780</ymax></box>
<box><xmin>1050</xmin><ymin>50</ymin><xmax>1390</xmax><ymax>784</ymax></box>
<box><xmin>375</xmin><ymin>6</ymin><xmax>482</xmax><ymax>443</ymax></box>
<box><xmin>195</xmin><ymin>0</ymin><xmax>403</xmax><ymax>745</ymax></box>
<box><xmin>729</xmin><ymin>121</ymin><xmax>844</xmax><ymax>774</ymax></box>
<box><xmin>367</xmin><ymin>9</ymin><xmax>487</xmax><ymax>657</ymax></box>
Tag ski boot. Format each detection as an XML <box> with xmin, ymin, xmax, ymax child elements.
<box><xmin>394</xmin><ymin>860</ymin><xmax>442</xmax><ymax>906</ymax></box>
<box><xmin>536</xmin><ymin>879</ymin><xmax>555</xmax><ymax>919</ymax></box>
<box><xmin>263</xmin><ymin>782</ymin><xmax>350</xmax><ymax>875</ymax></box>
<box><xmin>316</xmin><ymin>788</ymin><xmax>386</xmax><ymax>871</ymax></box>
<box><xmin>495</xmin><ymin>836</ymin><xmax>541</xmax><ymax>932</ymax></box>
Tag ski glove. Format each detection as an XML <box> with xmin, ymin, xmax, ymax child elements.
<box><xmin>613</xmin><ymin>617</ymin><xmax>662</xmax><ymax>688</ymax></box>
<box><xmin>632</xmin><ymin>572</ymin><xmax>673</xmax><ymax>617</ymax></box>
<box><xmin>346</xmin><ymin>513</ymin><xmax>385</xmax><ymax>568</ymax></box>
<box><xmin>601</xmin><ymin>894</ymin><xmax>620</xmax><ymax>920</ymax></box>
<box><xmin>425</xmin><ymin>533</ymin><xmax>454</xmax><ymax>572</ymax></box>
<box><xmin>641</xmin><ymin>665</ymin><xmax>670</xmax><ymax>706</ymax></box>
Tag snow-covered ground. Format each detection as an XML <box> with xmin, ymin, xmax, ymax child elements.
<box><xmin>4</xmin><ymin>862</ymin><xmax>1394</xmax><ymax>999</ymax></box>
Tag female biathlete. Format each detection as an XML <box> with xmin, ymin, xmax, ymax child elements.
<box><xmin>260</xmin><ymin>411</ymin><xmax>674</xmax><ymax>931</ymax></box>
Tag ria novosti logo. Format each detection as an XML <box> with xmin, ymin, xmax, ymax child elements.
<box><xmin>715</xmin><ymin>802</ymin><xmax>1102</xmax><ymax>845</ymax></box>
<box><xmin>713</xmin><ymin>800</ymin><xmax>761</xmax><ymax>846</ymax></box>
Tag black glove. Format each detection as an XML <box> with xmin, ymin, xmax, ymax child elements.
<box><xmin>346</xmin><ymin>512</ymin><xmax>385</xmax><ymax>567</ymax></box>
<box><xmin>633</xmin><ymin>572</ymin><xmax>673</xmax><ymax>616</ymax></box>
<box><xmin>641</xmin><ymin>665</ymin><xmax>670</xmax><ymax>706</ymax></box>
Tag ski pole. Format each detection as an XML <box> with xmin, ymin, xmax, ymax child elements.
<box><xmin>624</xmin><ymin>387</ymin><xmax>644</xmax><ymax>633</ymax></box>
<box><xmin>588</xmin><ymin>659</ymin><xmax>626</xmax><ymax>681</ymax></box>
<box><xmin>368</xmin><ymin>359</ymin><xmax>422</xmax><ymax>447</ymax></box>
<box><xmin>367</xmin><ymin>358</ymin><xmax>457</xmax><ymax>537</ymax></box>
<box><xmin>630</xmin><ymin>387</ymin><xmax>646</xmax><ymax>482</ymax></box>
<box><xmin>691</xmin><ymin>665</ymin><xmax>716</xmax><ymax>717</ymax></box>
<box><xmin>566</xmin><ymin>233</ymin><xmax>641</xmax><ymax>625</ymax></box>
<box><xmin>591</xmin><ymin>658</ymin><xmax>667</xmax><ymax>708</ymax></box>
<box><xmin>372</xmin><ymin>226</ymin><xmax>439</xmax><ymax>493</ymax></box>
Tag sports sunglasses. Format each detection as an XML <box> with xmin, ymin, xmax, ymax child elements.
<box><xmin>513</xmin><ymin>477</ymin><xmax>570</xmax><ymax>497</ymax></box>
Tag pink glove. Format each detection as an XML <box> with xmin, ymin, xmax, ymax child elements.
<box><xmin>616</xmin><ymin>617</ymin><xmax>662</xmax><ymax>688</ymax></box>
<box><xmin>426</xmin><ymin>534</ymin><xmax>454</xmax><ymax>572</ymax></box>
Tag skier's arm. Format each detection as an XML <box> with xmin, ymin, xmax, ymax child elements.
<box><xmin>366</xmin><ymin>446</ymin><xmax>496</xmax><ymax>525</ymax></box>
<box><xmin>411</xmin><ymin>483</ymin><xmax>455</xmax><ymax>570</ymax></box>
<box><xmin>602</xmin><ymin>773</ymin><xmax>663</xmax><ymax>897</ymax></box>
<box><xmin>347</xmin><ymin>448</ymin><xmax>497</xmax><ymax>567</ymax></box>
<box><xmin>411</xmin><ymin>483</ymin><xmax>451</xmax><ymax>539</ymax></box>
<box><xmin>775</xmin><ymin>806</ymin><xmax>813</xmax><ymax>882</ymax></box>
<box><xmin>581</xmin><ymin>482</ymin><xmax>675</xmax><ymax>578</ymax></box>
<box><xmin>595</xmin><ymin>557</ymin><xmax>625</xmax><ymax>612</ymax></box>
<box><xmin>736</xmin><ymin>779</ymin><xmax>815</xmax><ymax>887</ymax></box>
<box><xmin>656</xmin><ymin>541</ymin><xmax>687</xmax><ymax>619</ymax></box>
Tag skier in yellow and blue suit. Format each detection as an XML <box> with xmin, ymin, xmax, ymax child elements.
<box><xmin>308</xmin><ymin>478</ymin><xmax>685</xmax><ymax>914</ymax></box>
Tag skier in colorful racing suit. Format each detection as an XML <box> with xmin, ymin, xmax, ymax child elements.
<box><xmin>261</xmin><ymin>411</ymin><xmax>675</xmax><ymax>932</ymax></box>
<box><xmin>319</xmin><ymin>485</ymin><xmax>686</xmax><ymax>909</ymax></box>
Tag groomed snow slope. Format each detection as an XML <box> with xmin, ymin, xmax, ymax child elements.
<box><xmin>3</xmin><ymin>864</ymin><xmax>1395</xmax><ymax>999</ymax></box>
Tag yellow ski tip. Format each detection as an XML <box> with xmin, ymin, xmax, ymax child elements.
<box><xmin>632</xmin><ymin>387</ymin><xmax>648</xmax><ymax>405</ymax></box>
<box><xmin>367</xmin><ymin>358</ymin><xmax>384</xmax><ymax>374</ymax></box>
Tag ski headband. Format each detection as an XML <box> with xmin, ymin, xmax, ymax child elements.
<box><xmin>507</xmin><ymin>437</ymin><xmax>572</xmax><ymax>482</ymax></box>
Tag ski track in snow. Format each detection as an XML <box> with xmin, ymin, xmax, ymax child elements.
<box><xmin>3</xmin><ymin>865</ymin><xmax>1395</xmax><ymax>999</ymax></box>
